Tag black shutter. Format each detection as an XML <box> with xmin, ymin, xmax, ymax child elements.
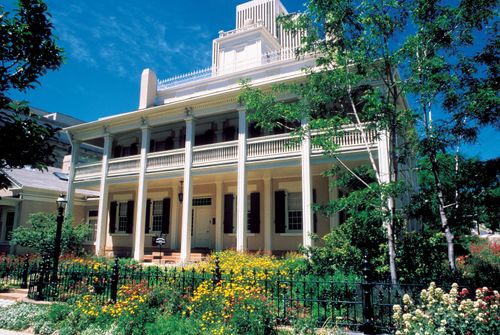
<box><xmin>126</xmin><ymin>200</ymin><xmax>134</xmax><ymax>234</ymax></box>
<box><xmin>130</xmin><ymin>143</ymin><xmax>138</xmax><ymax>155</ymax></box>
<box><xmin>275</xmin><ymin>191</ymin><xmax>286</xmax><ymax>233</ymax></box>
<box><xmin>149</xmin><ymin>140</ymin><xmax>156</xmax><ymax>153</ymax></box>
<box><xmin>249</xmin><ymin>192</ymin><xmax>260</xmax><ymax>233</ymax></box>
<box><xmin>162</xmin><ymin>198</ymin><xmax>171</xmax><ymax>234</ymax></box>
<box><xmin>313</xmin><ymin>189</ymin><xmax>318</xmax><ymax>233</ymax></box>
<box><xmin>109</xmin><ymin>201</ymin><xmax>117</xmax><ymax>234</ymax></box>
<box><xmin>145</xmin><ymin>199</ymin><xmax>151</xmax><ymax>234</ymax></box>
<box><xmin>223</xmin><ymin>194</ymin><xmax>234</xmax><ymax>233</ymax></box>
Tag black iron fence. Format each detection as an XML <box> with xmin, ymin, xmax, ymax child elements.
<box><xmin>0</xmin><ymin>255</ymin><xmax>39</xmax><ymax>289</ymax></box>
<box><xmin>1</xmin><ymin>255</ymin><xmax>449</xmax><ymax>333</ymax></box>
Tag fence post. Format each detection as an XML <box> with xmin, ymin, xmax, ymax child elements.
<box><xmin>35</xmin><ymin>255</ymin><xmax>50</xmax><ymax>301</ymax></box>
<box><xmin>213</xmin><ymin>256</ymin><xmax>221</xmax><ymax>287</ymax></box>
<box><xmin>21</xmin><ymin>254</ymin><xmax>30</xmax><ymax>289</ymax></box>
<box><xmin>110</xmin><ymin>258</ymin><xmax>119</xmax><ymax>303</ymax></box>
<box><xmin>359</xmin><ymin>256</ymin><xmax>375</xmax><ymax>334</ymax></box>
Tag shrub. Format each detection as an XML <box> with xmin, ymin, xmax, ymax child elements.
<box><xmin>393</xmin><ymin>282</ymin><xmax>500</xmax><ymax>335</ymax></box>
<box><xmin>189</xmin><ymin>279</ymin><xmax>276</xmax><ymax>335</ymax></box>
<box><xmin>145</xmin><ymin>314</ymin><xmax>201</xmax><ymax>335</ymax></box>
<box><xmin>11</xmin><ymin>212</ymin><xmax>90</xmax><ymax>258</ymax></box>
<box><xmin>457</xmin><ymin>239</ymin><xmax>500</xmax><ymax>287</ymax></box>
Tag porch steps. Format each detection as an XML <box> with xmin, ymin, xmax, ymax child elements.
<box><xmin>143</xmin><ymin>251</ymin><xmax>209</xmax><ymax>264</ymax></box>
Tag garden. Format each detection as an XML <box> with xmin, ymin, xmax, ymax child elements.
<box><xmin>1</xmin><ymin>242</ymin><xmax>499</xmax><ymax>335</ymax></box>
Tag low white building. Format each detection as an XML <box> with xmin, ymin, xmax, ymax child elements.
<box><xmin>64</xmin><ymin>0</ymin><xmax>391</xmax><ymax>262</ymax></box>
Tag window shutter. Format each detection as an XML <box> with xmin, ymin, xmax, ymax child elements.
<box><xmin>313</xmin><ymin>189</ymin><xmax>318</xmax><ymax>233</ymax></box>
<box><xmin>249</xmin><ymin>192</ymin><xmax>260</xmax><ymax>233</ymax></box>
<box><xmin>162</xmin><ymin>198</ymin><xmax>171</xmax><ymax>234</ymax></box>
<box><xmin>223</xmin><ymin>194</ymin><xmax>234</xmax><ymax>234</ymax></box>
<box><xmin>126</xmin><ymin>200</ymin><xmax>134</xmax><ymax>234</ymax></box>
<box><xmin>130</xmin><ymin>143</ymin><xmax>138</xmax><ymax>155</ymax></box>
<box><xmin>145</xmin><ymin>199</ymin><xmax>151</xmax><ymax>234</ymax></box>
<box><xmin>149</xmin><ymin>140</ymin><xmax>156</xmax><ymax>152</ymax></box>
<box><xmin>275</xmin><ymin>191</ymin><xmax>286</xmax><ymax>233</ymax></box>
<box><xmin>109</xmin><ymin>201</ymin><xmax>117</xmax><ymax>234</ymax></box>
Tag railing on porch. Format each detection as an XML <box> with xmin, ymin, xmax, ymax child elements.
<box><xmin>74</xmin><ymin>125</ymin><xmax>378</xmax><ymax>181</ymax></box>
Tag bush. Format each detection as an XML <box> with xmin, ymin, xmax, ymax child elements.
<box><xmin>11</xmin><ymin>212</ymin><xmax>90</xmax><ymax>258</ymax></box>
<box><xmin>457</xmin><ymin>239</ymin><xmax>500</xmax><ymax>287</ymax></box>
<box><xmin>394</xmin><ymin>282</ymin><xmax>500</xmax><ymax>335</ymax></box>
<box><xmin>189</xmin><ymin>279</ymin><xmax>276</xmax><ymax>335</ymax></box>
<box><xmin>145</xmin><ymin>314</ymin><xmax>200</xmax><ymax>335</ymax></box>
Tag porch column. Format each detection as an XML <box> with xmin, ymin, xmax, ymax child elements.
<box><xmin>95</xmin><ymin>132</ymin><xmax>113</xmax><ymax>256</ymax></box>
<box><xmin>180</xmin><ymin>113</ymin><xmax>194</xmax><ymax>262</ymax></box>
<box><xmin>377</xmin><ymin>130</ymin><xmax>391</xmax><ymax>183</ymax></box>
<box><xmin>215</xmin><ymin>180</ymin><xmax>223</xmax><ymax>251</ymax></box>
<box><xmin>236</xmin><ymin>108</ymin><xmax>247</xmax><ymax>252</ymax></box>
<box><xmin>170</xmin><ymin>182</ymin><xmax>179</xmax><ymax>250</ymax></box>
<box><xmin>9</xmin><ymin>202</ymin><xmax>21</xmax><ymax>254</ymax></box>
<box><xmin>301</xmin><ymin>119</ymin><xmax>313</xmax><ymax>248</ymax></box>
<box><xmin>65</xmin><ymin>136</ymin><xmax>80</xmax><ymax>216</ymax></box>
<box><xmin>329</xmin><ymin>176</ymin><xmax>339</xmax><ymax>230</ymax></box>
<box><xmin>263</xmin><ymin>177</ymin><xmax>272</xmax><ymax>253</ymax></box>
<box><xmin>133</xmin><ymin>124</ymin><xmax>150</xmax><ymax>261</ymax></box>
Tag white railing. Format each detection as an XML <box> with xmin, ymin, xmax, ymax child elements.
<box><xmin>218</xmin><ymin>21</ymin><xmax>265</xmax><ymax>38</ymax></box>
<box><xmin>193</xmin><ymin>141</ymin><xmax>238</xmax><ymax>166</ymax></box>
<box><xmin>247</xmin><ymin>133</ymin><xmax>301</xmax><ymax>160</ymax></box>
<box><xmin>74</xmin><ymin>162</ymin><xmax>102</xmax><ymax>179</ymax></box>
<box><xmin>108</xmin><ymin>155</ymin><xmax>141</xmax><ymax>176</ymax></box>
<box><xmin>147</xmin><ymin>149</ymin><xmax>185</xmax><ymax>172</ymax></box>
<box><xmin>157</xmin><ymin>47</ymin><xmax>298</xmax><ymax>90</ymax></box>
<box><xmin>73</xmin><ymin>126</ymin><xmax>378</xmax><ymax>181</ymax></box>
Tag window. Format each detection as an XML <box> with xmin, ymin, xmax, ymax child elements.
<box><xmin>287</xmin><ymin>192</ymin><xmax>302</xmax><ymax>231</ymax></box>
<box><xmin>118</xmin><ymin>202</ymin><xmax>128</xmax><ymax>232</ymax></box>
<box><xmin>4</xmin><ymin>212</ymin><xmax>15</xmax><ymax>241</ymax></box>
<box><xmin>151</xmin><ymin>201</ymin><xmax>164</xmax><ymax>232</ymax></box>
<box><xmin>193</xmin><ymin>197</ymin><xmax>212</xmax><ymax>206</ymax></box>
<box><xmin>86</xmin><ymin>210</ymin><xmax>98</xmax><ymax>242</ymax></box>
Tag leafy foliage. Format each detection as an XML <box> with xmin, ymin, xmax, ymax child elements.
<box><xmin>0</xmin><ymin>0</ymin><xmax>63</xmax><ymax>188</ymax></box>
<box><xmin>11</xmin><ymin>212</ymin><xmax>90</xmax><ymax>258</ymax></box>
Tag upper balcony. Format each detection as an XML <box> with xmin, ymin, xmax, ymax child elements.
<box><xmin>74</xmin><ymin>125</ymin><xmax>378</xmax><ymax>182</ymax></box>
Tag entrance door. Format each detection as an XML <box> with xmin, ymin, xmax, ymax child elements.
<box><xmin>192</xmin><ymin>206</ymin><xmax>212</xmax><ymax>248</ymax></box>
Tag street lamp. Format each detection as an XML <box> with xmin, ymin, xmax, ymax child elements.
<box><xmin>52</xmin><ymin>194</ymin><xmax>67</xmax><ymax>282</ymax></box>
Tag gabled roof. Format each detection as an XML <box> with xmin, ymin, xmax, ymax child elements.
<box><xmin>2</xmin><ymin>166</ymin><xmax>98</xmax><ymax>197</ymax></box>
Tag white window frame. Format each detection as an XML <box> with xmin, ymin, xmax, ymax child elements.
<box><xmin>85</xmin><ymin>210</ymin><xmax>98</xmax><ymax>244</ymax></box>
<box><xmin>286</xmin><ymin>192</ymin><xmax>303</xmax><ymax>233</ymax></box>
<box><xmin>117</xmin><ymin>202</ymin><xmax>128</xmax><ymax>233</ymax></box>
<box><xmin>150</xmin><ymin>200</ymin><xmax>164</xmax><ymax>234</ymax></box>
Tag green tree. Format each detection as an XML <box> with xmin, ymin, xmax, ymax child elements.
<box><xmin>402</xmin><ymin>0</ymin><xmax>499</xmax><ymax>272</ymax></box>
<box><xmin>240</xmin><ymin>0</ymin><xmax>415</xmax><ymax>283</ymax></box>
<box><xmin>11</xmin><ymin>212</ymin><xmax>90</xmax><ymax>257</ymax></box>
<box><xmin>0</xmin><ymin>0</ymin><xmax>63</xmax><ymax>188</ymax></box>
<box><xmin>240</xmin><ymin>0</ymin><xmax>498</xmax><ymax>281</ymax></box>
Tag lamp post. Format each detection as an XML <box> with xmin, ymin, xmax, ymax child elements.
<box><xmin>52</xmin><ymin>194</ymin><xmax>67</xmax><ymax>282</ymax></box>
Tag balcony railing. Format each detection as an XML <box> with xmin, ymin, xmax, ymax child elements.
<box><xmin>74</xmin><ymin>126</ymin><xmax>378</xmax><ymax>181</ymax></box>
<box><xmin>157</xmin><ymin>47</ymin><xmax>299</xmax><ymax>90</ymax></box>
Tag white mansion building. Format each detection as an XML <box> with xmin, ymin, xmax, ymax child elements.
<box><xmin>64</xmin><ymin>0</ymin><xmax>387</xmax><ymax>262</ymax></box>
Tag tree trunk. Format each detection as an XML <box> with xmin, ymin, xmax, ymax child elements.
<box><xmin>387</xmin><ymin>197</ymin><xmax>398</xmax><ymax>284</ymax></box>
<box><xmin>430</xmin><ymin>153</ymin><xmax>456</xmax><ymax>272</ymax></box>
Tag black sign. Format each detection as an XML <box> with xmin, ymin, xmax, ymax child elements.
<box><xmin>155</xmin><ymin>237</ymin><xmax>166</xmax><ymax>246</ymax></box>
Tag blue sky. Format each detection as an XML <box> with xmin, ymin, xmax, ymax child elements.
<box><xmin>8</xmin><ymin>0</ymin><xmax>499</xmax><ymax>159</ymax></box>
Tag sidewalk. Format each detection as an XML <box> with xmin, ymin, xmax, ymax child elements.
<box><xmin>0</xmin><ymin>330</ymin><xmax>32</xmax><ymax>335</ymax></box>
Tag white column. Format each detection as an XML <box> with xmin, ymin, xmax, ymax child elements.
<box><xmin>95</xmin><ymin>132</ymin><xmax>113</xmax><ymax>256</ymax></box>
<box><xmin>180</xmin><ymin>114</ymin><xmax>194</xmax><ymax>262</ymax></box>
<box><xmin>215</xmin><ymin>180</ymin><xmax>223</xmax><ymax>251</ymax></box>
<box><xmin>263</xmin><ymin>177</ymin><xmax>272</xmax><ymax>253</ymax></box>
<box><xmin>328</xmin><ymin>176</ymin><xmax>339</xmax><ymax>230</ymax></box>
<box><xmin>377</xmin><ymin>130</ymin><xmax>391</xmax><ymax>183</ymax></box>
<box><xmin>301</xmin><ymin>119</ymin><xmax>313</xmax><ymax>248</ymax></box>
<box><xmin>65</xmin><ymin>136</ymin><xmax>80</xmax><ymax>216</ymax></box>
<box><xmin>133</xmin><ymin>124</ymin><xmax>150</xmax><ymax>261</ymax></box>
<box><xmin>170</xmin><ymin>183</ymin><xmax>179</xmax><ymax>250</ymax></box>
<box><xmin>9</xmin><ymin>202</ymin><xmax>21</xmax><ymax>254</ymax></box>
<box><xmin>236</xmin><ymin>108</ymin><xmax>247</xmax><ymax>252</ymax></box>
